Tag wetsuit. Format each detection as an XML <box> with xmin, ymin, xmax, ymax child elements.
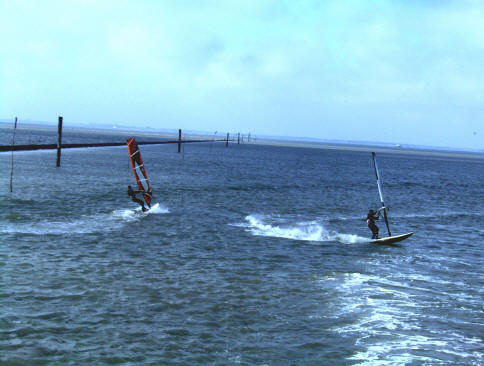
<box><xmin>128</xmin><ymin>186</ymin><xmax>147</xmax><ymax>212</ymax></box>
<box><xmin>367</xmin><ymin>212</ymin><xmax>380</xmax><ymax>239</ymax></box>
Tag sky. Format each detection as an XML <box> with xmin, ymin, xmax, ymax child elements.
<box><xmin>1</xmin><ymin>0</ymin><xmax>483</xmax><ymax>149</ymax></box>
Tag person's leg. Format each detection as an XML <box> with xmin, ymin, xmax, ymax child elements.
<box><xmin>369</xmin><ymin>225</ymin><xmax>375</xmax><ymax>239</ymax></box>
<box><xmin>370</xmin><ymin>224</ymin><xmax>378</xmax><ymax>239</ymax></box>
<box><xmin>132</xmin><ymin>197</ymin><xmax>146</xmax><ymax>211</ymax></box>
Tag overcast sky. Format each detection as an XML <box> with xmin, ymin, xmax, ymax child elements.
<box><xmin>1</xmin><ymin>0</ymin><xmax>483</xmax><ymax>149</ymax></box>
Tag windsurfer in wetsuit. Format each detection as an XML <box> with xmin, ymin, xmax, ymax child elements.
<box><xmin>128</xmin><ymin>185</ymin><xmax>147</xmax><ymax>212</ymax></box>
<box><xmin>367</xmin><ymin>209</ymin><xmax>380</xmax><ymax>239</ymax></box>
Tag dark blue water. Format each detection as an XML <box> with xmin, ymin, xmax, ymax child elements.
<box><xmin>1</xmin><ymin>125</ymin><xmax>483</xmax><ymax>365</ymax></box>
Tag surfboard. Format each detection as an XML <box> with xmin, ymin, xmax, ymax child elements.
<box><xmin>370</xmin><ymin>232</ymin><xmax>414</xmax><ymax>245</ymax></box>
<box><xmin>132</xmin><ymin>202</ymin><xmax>160</xmax><ymax>215</ymax></box>
<box><xmin>369</xmin><ymin>152</ymin><xmax>413</xmax><ymax>245</ymax></box>
<box><xmin>127</xmin><ymin>137</ymin><xmax>152</xmax><ymax>207</ymax></box>
<box><xmin>146</xmin><ymin>203</ymin><xmax>159</xmax><ymax>212</ymax></box>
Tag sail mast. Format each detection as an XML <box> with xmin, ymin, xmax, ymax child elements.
<box><xmin>372</xmin><ymin>152</ymin><xmax>391</xmax><ymax>237</ymax></box>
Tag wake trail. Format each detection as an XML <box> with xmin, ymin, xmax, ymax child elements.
<box><xmin>238</xmin><ymin>214</ymin><xmax>368</xmax><ymax>244</ymax></box>
<box><xmin>113</xmin><ymin>202</ymin><xmax>169</xmax><ymax>222</ymax></box>
<box><xmin>0</xmin><ymin>203</ymin><xmax>170</xmax><ymax>235</ymax></box>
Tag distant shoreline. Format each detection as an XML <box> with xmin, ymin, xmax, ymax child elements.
<box><xmin>1</xmin><ymin>120</ymin><xmax>483</xmax><ymax>160</ymax></box>
<box><xmin>251</xmin><ymin>138</ymin><xmax>484</xmax><ymax>160</ymax></box>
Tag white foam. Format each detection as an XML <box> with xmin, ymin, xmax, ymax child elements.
<box><xmin>349</xmin><ymin>333</ymin><xmax>481</xmax><ymax>365</ymax></box>
<box><xmin>113</xmin><ymin>208</ymin><xmax>139</xmax><ymax>222</ymax></box>
<box><xmin>1</xmin><ymin>212</ymin><xmax>118</xmax><ymax>235</ymax></box>
<box><xmin>311</xmin><ymin>269</ymin><xmax>482</xmax><ymax>363</ymax></box>
<box><xmin>147</xmin><ymin>202</ymin><xmax>169</xmax><ymax>214</ymax></box>
<box><xmin>112</xmin><ymin>202</ymin><xmax>169</xmax><ymax>222</ymax></box>
<box><xmin>241</xmin><ymin>214</ymin><xmax>367</xmax><ymax>244</ymax></box>
<box><xmin>1</xmin><ymin>203</ymin><xmax>170</xmax><ymax>235</ymax></box>
<box><xmin>321</xmin><ymin>271</ymin><xmax>483</xmax><ymax>364</ymax></box>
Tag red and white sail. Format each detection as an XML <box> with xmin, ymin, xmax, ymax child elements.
<box><xmin>127</xmin><ymin>138</ymin><xmax>152</xmax><ymax>207</ymax></box>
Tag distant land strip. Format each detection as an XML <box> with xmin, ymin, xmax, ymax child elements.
<box><xmin>0</xmin><ymin>139</ymin><xmax>231</xmax><ymax>152</ymax></box>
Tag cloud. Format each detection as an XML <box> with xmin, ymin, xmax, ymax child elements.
<box><xmin>0</xmin><ymin>0</ymin><xmax>483</xmax><ymax>148</ymax></box>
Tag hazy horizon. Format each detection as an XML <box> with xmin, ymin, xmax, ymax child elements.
<box><xmin>1</xmin><ymin>1</ymin><xmax>483</xmax><ymax>150</ymax></box>
<box><xmin>2</xmin><ymin>118</ymin><xmax>483</xmax><ymax>154</ymax></box>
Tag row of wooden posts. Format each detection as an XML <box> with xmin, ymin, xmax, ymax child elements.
<box><xmin>6</xmin><ymin>116</ymin><xmax>255</xmax><ymax>191</ymax></box>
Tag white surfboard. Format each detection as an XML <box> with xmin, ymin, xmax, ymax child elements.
<box><xmin>370</xmin><ymin>232</ymin><xmax>413</xmax><ymax>245</ymax></box>
<box><xmin>146</xmin><ymin>203</ymin><xmax>160</xmax><ymax>212</ymax></box>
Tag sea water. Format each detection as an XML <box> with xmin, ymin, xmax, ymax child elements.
<box><xmin>1</xmin><ymin>125</ymin><xmax>483</xmax><ymax>365</ymax></box>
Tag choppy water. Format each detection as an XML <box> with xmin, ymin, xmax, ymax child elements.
<box><xmin>1</xmin><ymin>125</ymin><xmax>483</xmax><ymax>365</ymax></box>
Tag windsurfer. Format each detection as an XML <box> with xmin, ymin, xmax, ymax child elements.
<box><xmin>367</xmin><ymin>209</ymin><xmax>380</xmax><ymax>239</ymax></box>
<box><xmin>128</xmin><ymin>185</ymin><xmax>147</xmax><ymax>212</ymax></box>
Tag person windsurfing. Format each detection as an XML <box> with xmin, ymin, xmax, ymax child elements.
<box><xmin>128</xmin><ymin>185</ymin><xmax>147</xmax><ymax>212</ymax></box>
<box><xmin>367</xmin><ymin>209</ymin><xmax>380</xmax><ymax>239</ymax></box>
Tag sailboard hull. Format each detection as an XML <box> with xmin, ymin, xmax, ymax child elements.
<box><xmin>370</xmin><ymin>232</ymin><xmax>413</xmax><ymax>245</ymax></box>
<box><xmin>127</xmin><ymin>138</ymin><xmax>152</xmax><ymax>207</ymax></box>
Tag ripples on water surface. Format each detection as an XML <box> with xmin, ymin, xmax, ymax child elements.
<box><xmin>1</xmin><ymin>126</ymin><xmax>483</xmax><ymax>365</ymax></box>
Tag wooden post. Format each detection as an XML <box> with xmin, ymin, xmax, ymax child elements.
<box><xmin>226</xmin><ymin>133</ymin><xmax>229</xmax><ymax>147</ymax></box>
<box><xmin>178</xmin><ymin>129</ymin><xmax>182</xmax><ymax>153</ymax></box>
<box><xmin>238</xmin><ymin>132</ymin><xmax>240</xmax><ymax>144</ymax></box>
<box><xmin>56</xmin><ymin>116</ymin><xmax>63</xmax><ymax>167</ymax></box>
<box><xmin>9</xmin><ymin>117</ymin><xmax>18</xmax><ymax>192</ymax></box>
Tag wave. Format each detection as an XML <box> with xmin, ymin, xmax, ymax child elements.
<box><xmin>0</xmin><ymin>202</ymin><xmax>169</xmax><ymax>235</ymax></box>
<box><xmin>0</xmin><ymin>215</ymin><xmax>113</xmax><ymax>235</ymax></box>
<box><xmin>112</xmin><ymin>202</ymin><xmax>169</xmax><ymax>222</ymax></box>
<box><xmin>320</xmin><ymin>272</ymin><xmax>482</xmax><ymax>364</ymax></box>
<box><xmin>239</xmin><ymin>214</ymin><xmax>367</xmax><ymax>244</ymax></box>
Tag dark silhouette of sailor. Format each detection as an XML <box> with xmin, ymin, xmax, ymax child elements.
<box><xmin>128</xmin><ymin>185</ymin><xmax>147</xmax><ymax>212</ymax></box>
<box><xmin>367</xmin><ymin>209</ymin><xmax>380</xmax><ymax>239</ymax></box>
